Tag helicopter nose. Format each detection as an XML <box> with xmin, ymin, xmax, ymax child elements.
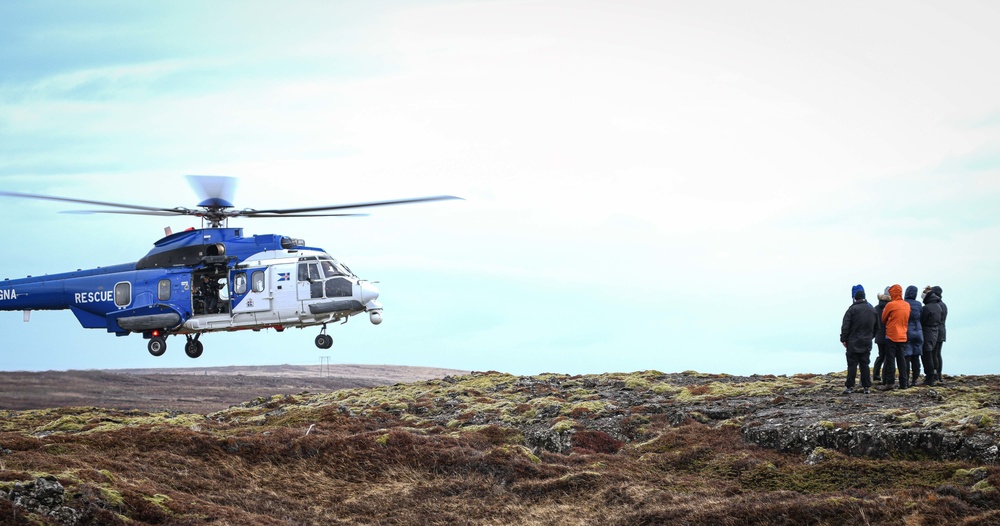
<box><xmin>359</xmin><ymin>281</ymin><xmax>380</xmax><ymax>305</ymax></box>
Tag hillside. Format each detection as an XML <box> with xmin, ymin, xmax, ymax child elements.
<box><xmin>3</xmin><ymin>370</ymin><xmax>1000</xmax><ymax>524</ymax></box>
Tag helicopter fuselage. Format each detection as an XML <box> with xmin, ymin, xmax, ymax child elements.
<box><xmin>0</xmin><ymin>227</ymin><xmax>382</xmax><ymax>358</ymax></box>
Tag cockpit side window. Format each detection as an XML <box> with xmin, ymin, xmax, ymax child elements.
<box><xmin>298</xmin><ymin>263</ymin><xmax>321</xmax><ymax>282</ymax></box>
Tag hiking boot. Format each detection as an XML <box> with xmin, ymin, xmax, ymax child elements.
<box><xmin>863</xmin><ymin>388</ymin><xmax>870</xmax><ymax>394</ymax></box>
<box><xmin>876</xmin><ymin>384</ymin><xmax>894</xmax><ymax>392</ymax></box>
<box><xmin>873</xmin><ymin>375</ymin><xmax>882</xmax><ymax>383</ymax></box>
<box><xmin>841</xmin><ymin>387</ymin><xmax>853</xmax><ymax>395</ymax></box>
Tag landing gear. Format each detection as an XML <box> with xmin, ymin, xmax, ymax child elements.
<box><xmin>185</xmin><ymin>335</ymin><xmax>204</xmax><ymax>359</ymax></box>
<box><xmin>315</xmin><ymin>324</ymin><xmax>333</xmax><ymax>349</ymax></box>
<box><xmin>148</xmin><ymin>337</ymin><xmax>166</xmax><ymax>357</ymax></box>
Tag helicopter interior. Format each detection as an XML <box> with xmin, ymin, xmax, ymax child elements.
<box><xmin>192</xmin><ymin>270</ymin><xmax>229</xmax><ymax>316</ymax></box>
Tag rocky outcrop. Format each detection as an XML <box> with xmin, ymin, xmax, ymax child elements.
<box><xmin>4</xmin><ymin>477</ymin><xmax>80</xmax><ymax>525</ymax></box>
<box><xmin>743</xmin><ymin>420</ymin><xmax>1000</xmax><ymax>464</ymax></box>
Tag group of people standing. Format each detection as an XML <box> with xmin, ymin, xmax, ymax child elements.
<box><xmin>839</xmin><ymin>284</ymin><xmax>948</xmax><ymax>394</ymax></box>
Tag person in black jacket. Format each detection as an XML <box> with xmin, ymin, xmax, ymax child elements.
<box><xmin>841</xmin><ymin>288</ymin><xmax>878</xmax><ymax>394</ymax></box>
<box><xmin>931</xmin><ymin>285</ymin><xmax>948</xmax><ymax>384</ymax></box>
<box><xmin>872</xmin><ymin>286</ymin><xmax>891</xmax><ymax>382</ymax></box>
<box><xmin>920</xmin><ymin>285</ymin><xmax>945</xmax><ymax>386</ymax></box>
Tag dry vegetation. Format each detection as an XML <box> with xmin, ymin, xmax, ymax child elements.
<box><xmin>3</xmin><ymin>370</ymin><xmax>1000</xmax><ymax>524</ymax></box>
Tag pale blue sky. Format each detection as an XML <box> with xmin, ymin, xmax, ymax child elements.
<box><xmin>1</xmin><ymin>1</ymin><xmax>998</xmax><ymax>376</ymax></box>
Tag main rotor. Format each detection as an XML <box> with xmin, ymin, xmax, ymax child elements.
<box><xmin>1</xmin><ymin>175</ymin><xmax>461</xmax><ymax>229</ymax></box>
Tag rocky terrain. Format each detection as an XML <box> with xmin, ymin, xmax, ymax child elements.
<box><xmin>3</xmin><ymin>369</ymin><xmax>1000</xmax><ymax>524</ymax></box>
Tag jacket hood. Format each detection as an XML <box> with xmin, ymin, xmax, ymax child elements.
<box><xmin>889</xmin><ymin>284</ymin><xmax>903</xmax><ymax>301</ymax></box>
<box><xmin>877</xmin><ymin>293</ymin><xmax>891</xmax><ymax>302</ymax></box>
<box><xmin>932</xmin><ymin>285</ymin><xmax>943</xmax><ymax>297</ymax></box>
<box><xmin>852</xmin><ymin>284</ymin><xmax>864</xmax><ymax>299</ymax></box>
<box><xmin>905</xmin><ymin>285</ymin><xmax>918</xmax><ymax>300</ymax></box>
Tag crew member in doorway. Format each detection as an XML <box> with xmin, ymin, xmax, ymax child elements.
<box><xmin>200</xmin><ymin>275</ymin><xmax>223</xmax><ymax>314</ymax></box>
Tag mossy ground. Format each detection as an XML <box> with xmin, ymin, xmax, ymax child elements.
<box><xmin>2</xmin><ymin>370</ymin><xmax>1000</xmax><ymax>524</ymax></box>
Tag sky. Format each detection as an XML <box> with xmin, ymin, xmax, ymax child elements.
<box><xmin>1</xmin><ymin>0</ymin><xmax>998</xmax><ymax>376</ymax></box>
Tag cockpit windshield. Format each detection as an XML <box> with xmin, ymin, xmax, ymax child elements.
<box><xmin>320</xmin><ymin>257</ymin><xmax>355</xmax><ymax>278</ymax></box>
<box><xmin>298</xmin><ymin>254</ymin><xmax>356</xmax><ymax>278</ymax></box>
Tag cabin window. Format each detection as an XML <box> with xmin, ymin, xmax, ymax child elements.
<box><xmin>157</xmin><ymin>279</ymin><xmax>171</xmax><ymax>301</ymax></box>
<box><xmin>114</xmin><ymin>282</ymin><xmax>131</xmax><ymax>307</ymax></box>
<box><xmin>251</xmin><ymin>271</ymin><xmax>265</xmax><ymax>293</ymax></box>
<box><xmin>233</xmin><ymin>272</ymin><xmax>248</xmax><ymax>295</ymax></box>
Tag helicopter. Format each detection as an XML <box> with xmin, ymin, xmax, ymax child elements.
<box><xmin>0</xmin><ymin>176</ymin><xmax>459</xmax><ymax>359</ymax></box>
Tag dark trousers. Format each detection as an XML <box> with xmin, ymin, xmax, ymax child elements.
<box><xmin>846</xmin><ymin>351</ymin><xmax>871</xmax><ymax>388</ymax></box>
<box><xmin>933</xmin><ymin>340</ymin><xmax>944</xmax><ymax>381</ymax></box>
<box><xmin>920</xmin><ymin>336</ymin><xmax>938</xmax><ymax>384</ymax></box>
<box><xmin>873</xmin><ymin>341</ymin><xmax>887</xmax><ymax>379</ymax></box>
<box><xmin>882</xmin><ymin>341</ymin><xmax>909</xmax><ymax>388</ymax></box>
<box><xmin>920</xmin><ymin>350</ymin><xmax>938</xmax><ymax>384</ymax></box>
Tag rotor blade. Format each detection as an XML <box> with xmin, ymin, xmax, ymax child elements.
<box><xmin>0</xmin><ymin>191</ymin><xmax>180</xmax><ymax>213</ymax></box>
<box><xmin>61</xmin><ymin>210</ymin><xmax>189</xmax><ymax>217</ymax></box>
<box><xmin>186</xmin><ymin>175</ymin><xmax>236</xmax><ymax>203</ymax></box>
<box><xmin>239</xmin><ymin>213</ymin><xmax>369</xmax><ymax>218</ymax></box>
<box><xmin>246</xmin><ymin>195</ymin><xmax>463</xmax><ymax>215</ymax></box>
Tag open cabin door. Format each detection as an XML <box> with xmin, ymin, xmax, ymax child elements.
<box><xmin>230</xmin><ymin>267</ymin><xmax>271</xmax><ymax>313</ymax></box>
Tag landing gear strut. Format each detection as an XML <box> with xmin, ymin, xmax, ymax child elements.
<box><xmin>148</xmin><ymin>337</ymin><xmax>166</xmax><ymax>357</ymax></box>
<box><xmin>185</xmin><ymin>334</ymin><xmax>204</xmax><ymax>359</ymax></box>
<box><xmin>315</xmin><ymin>324</ymin><xmax>333</xmax><ymax>349</ymax></box>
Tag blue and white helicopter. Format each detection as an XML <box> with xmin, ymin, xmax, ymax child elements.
<box><xmin>0</xmin><ymin>176</ymin><xmax>459</xmax><ymax>359</ymax></box>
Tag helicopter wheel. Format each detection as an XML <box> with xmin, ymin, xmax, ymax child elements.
<box><xmin>185</xmin><ymin>339</ymin><xmax>204</xmax><ymax>359</ymax></box>
<box><xmin>148</xmin><ymin>337</ymin><xmax>167</xmax><ymax>357</ymax></box>
<box><xmin>315</xmin><ymin>334</ymin><xmax>333</xmax><ymax>349</ymax></box>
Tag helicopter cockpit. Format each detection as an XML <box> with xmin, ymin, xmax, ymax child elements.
<box><xmin>298</xmin><ymin>255</ymin><xmax>356</xmax><ymax>299</ymax></box>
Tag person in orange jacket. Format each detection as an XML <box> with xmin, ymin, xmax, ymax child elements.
<box><xmin>879</xmin><ymin>284</ymin><xmax>911</xmax><ymax>390</ymax></box>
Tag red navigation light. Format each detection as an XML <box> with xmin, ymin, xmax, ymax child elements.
<box><xmin>152</xmin><ymin>330</ymin><xmax>160</xmax><ymax>337</ymax></box>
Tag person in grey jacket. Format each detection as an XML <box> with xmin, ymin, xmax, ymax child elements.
<box><xmin>872</xmin><ymin>287</ymin><xmax>891</xmax><ymax>382</ymax></box>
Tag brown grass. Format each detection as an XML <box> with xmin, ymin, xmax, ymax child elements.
<box><xmin>4</xmin><ymin>371</ymin><xmax>1000</xmax><ymax>524</ymax></box>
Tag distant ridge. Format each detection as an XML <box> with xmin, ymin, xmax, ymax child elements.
<box><xmin>109</xmin><ymin>363</ymin><xmax>471</xmax><ymax>382</ymax></box>
<box><xmin>0</xmin><ymin>364</ymin><xmax>470</xmax><ymax>412</ymax></box>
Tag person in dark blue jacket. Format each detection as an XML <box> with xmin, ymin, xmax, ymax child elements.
<box><xmin>920</xmin><ymin>285</ymin><xmax>945</xmax><ymax>386</ymax></box>
<box><xmin>903</xmin><ymin>285</ymin><xmax>924</xmax><ymax>386</ymax></box>
<box><xmin>872</xmin><ymin>286</ymin><xmax>890</xmax><ymax>382</ymax></box>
